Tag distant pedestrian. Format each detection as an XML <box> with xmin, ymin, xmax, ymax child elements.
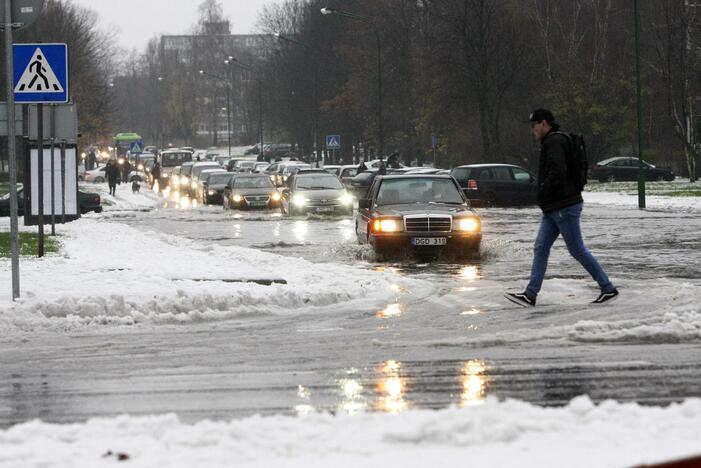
<box><xmin>151</xmin><ymin>161</ymin><xmax>161</xmax><ymax>189</ymax></box>
<box><xmin>122</xmin><ymin>160</ymin><xmax>132</xmax><ymax>183</ymax></box>
<box><xmin>387</xmin><ymin>152</ymin><xmax>401</xmax><ymax>169</ymax></box>
<box><xmin>505</xmin><ymin>109</ymin><xmax>618</xmax><ymax>307</ymax></box>
<box><xmin>105</xmin><ymin>159</ymin><xmax>120</xmax><ymax>196</ymax></box>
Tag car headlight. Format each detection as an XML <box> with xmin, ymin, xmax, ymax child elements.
<box><xmin>138</xmin><ymin>164</ymin><xmax>144</xmax><ymax>170</ymax></box>
<box><xmin>271</xmin><ymin>192</ymin><xmax>281</xmax><ymax>201</ymax></box>
<box><xmin>373</xmin><ymin>219</ymin><xmax>400</xmax><ymax>232</ymax></box>
<box><xmin>339</xmin><ymin>193</ymin><xmax>354</xmax><ymax>205</ymax></box>
<box><xmin>181</xmin><ymin>176</ymin><xmax>188</xmax><ymax>185</ymax></box>
<box><xmin>232</xmin><ymin>194</ymin><xmax>243</xmax><ymax>203</ymax></box>
<box><xmin>292</xmin><ymin>194</ymin><xmax>307</xmax><ymax>206</ymax></box>
<box><xmin>172</xmin><ymin>178</ymin><xmax>180</xmax><ymax>187</ymax></box>
<box><xmin>207</xmin><ymin>189</ymin><xmax>215</xmax><ymax>195</ymax></box>
<box><xmin>458</xmin><ymin>218</ymin><xmax>480</xmax><ymax>232</ymax></box>
<box><xmin>191</xmin><ymin>181</ymin><xmax>197</xmax><ymax>189</ymax></box>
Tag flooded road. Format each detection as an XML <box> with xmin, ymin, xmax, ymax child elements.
<box><xmin>1</xmin><ymin>197</ymin><xmax>700</xmax><ymax>426</ymax></box>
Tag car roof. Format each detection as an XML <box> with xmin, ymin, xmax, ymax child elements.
<box><xmin>379</xmin><ymin>174</ymin><xmax>455</xmax><ymax>180</ymax></box>
<box><xmin>193</xmin><ymin>161</ymin><xmax>220</xmax><ymax>167</ymax></box>
<box><xmin>453</xmin><ymin>163</ymin><xmax>521</xmax><ymax>169</ymax></box>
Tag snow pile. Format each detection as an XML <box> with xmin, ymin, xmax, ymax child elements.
<box><xmin>1</xmin><ymin>396</ymin><xmax>700</xmax><ymax>468</ymax></box>
<box><xmin>82</xmin><ymin>182</ymin><xmax>163</xmax><ymax>212</ymax></box>
<box><xmin>583</xmin><ymin>190</ymin><xmax>701</xmax><ymax>212</ymax></box>
<box><xmin>0</xmin><ymin>191</ymin><xmax>431</xmax><ymax>330</ymax></box>
<box><xmin>570</xmin><ymin>311</ymin><xmax>701</xmax><ymax>343</ymax></box>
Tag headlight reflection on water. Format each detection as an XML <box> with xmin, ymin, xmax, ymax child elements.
<box><xmin>375</xmin><ymin>360</ymin><xmax>408</xmax><ymax>414</ymax></box>
<box><xmin>460</xmin><ymin>360</ymin><xmax>487</xmax><ymax>407</ymax></box>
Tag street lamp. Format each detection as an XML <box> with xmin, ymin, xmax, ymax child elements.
<box><xmin>633</xmin><ymin>0</ymin><xmax>646</xmax><ymax>209</ymax></box>
<box><xmin>321</xmin><ymin>7</ymin><xmax>384</xmax><ymax>160</ymax></box>
<box><xmin>275</xmin><ymin>32</ymin><xmax>321</xmax><ymax>166</ymax></box>
<box><xmin>199</xmin><ymin>69</ymin><xmax>232</xmax><ymax>156</ymax></box>
<box><xmin>225</xmin><ymin>56</ymin><xmax>264</xmax><ymax>160</ymax></box>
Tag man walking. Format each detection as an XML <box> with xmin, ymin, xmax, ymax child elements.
<box><xmin>505</xmin><ymin>109</ymin><xmax>618</xmax><ymax>307</ymax></box>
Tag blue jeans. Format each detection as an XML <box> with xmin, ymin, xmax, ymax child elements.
<box><xmin>526</xmin><ymin>203</ymin><xmax>614</xmax><ymax>298</ymax></box>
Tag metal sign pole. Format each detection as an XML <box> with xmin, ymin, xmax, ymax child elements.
<box><xmin>50</xmin><ymin>104</ymin><xmax>55</xmax><ymax>235</ymax></box>
<box><xmin>4</xmin><ymin>0</ymin><xmax>20</xmax><ymax>299</ymax></box>
<box><xmin>37</xmin><ymin>103</ymin><xmax>44</xmax><ymax>257</ymax></box>
<box><xmin>60</xmin><ymin>140</ymin><xmax>65</xmax><ymax>223</ymax></box>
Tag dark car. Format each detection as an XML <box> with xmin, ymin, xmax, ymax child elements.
<box><xmin>223</xmin><ymin>174</ymin><xmax>281</xmax><ymax>210</ymax></box>
<box><xmin>590</xmin><ymin>157</ymin><xmax>675</xmax><ymax>182</ymax></box>
<box><xmin>0</xmin><ymin>186</ymin><xmax>102</xmax><ymax>216</ymax></box>
<box><xmin>356</xmin><ymin>174</ymin><xmax>482</xmax><ymax>258</ymax></box>
<box><xmin>280</xmin><ymin>173</ymin><xmax>354</xmax><ymax>216</ymax></box>
<box><xmin>200</xmin><ymin>171</ymin><xmax>235</xmax><ymax>205</ymax></box>
<box><xmin>450</xmin><ymin>164</ymin><xmax>537</xmax><ymax>207</ymax></box>
<box><xmin>259</xmin><ymin>143</ymin><xmax>295</xmax><ymax>162</ymax></box>
<box><xmin>348</xmin><ymin>170</ymin><xmax>380</xmax><ymax>200</ymax></box>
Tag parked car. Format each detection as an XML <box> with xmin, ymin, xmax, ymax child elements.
<box><xmin>590</xmin><ymin>157</ymin><xmax>675</xmax><ymax>182</ymax></box>
<box><xmin>450</xmin><ymin>164</ymin><xmax>537</xmax><ymax>207</ymax></box>
<box><xmin>356</xmin><ymin>174</ymin><xmax>481</xmax><ymax>257</ymax></box>
<box><xmin>199</xmin><ymin>171</ymin><xmax>235</xmax><ymax>205</ymax></box>
<box><xmin>260</xmin><ymin>143</ymin><xmax>295</xmax><ymax>162</ymax></box>
<box><xmin>280</xmin><ymin>172</ymin><xmax>354</xmax><ymax>216</ymax></box>
<box><xmin>0</xmin><ymin>185</ymin><xmax>102</xmax><ymax>216</ymax></box>
<box><xmin>223</xmin><ymin>174</ymin><xmax>281</xmax><ymax>210</ymax></box>
<box><xmin>83</xmin><ymin>165</ymin><xmax>108</xmax><ymax>183</ymax></box>
<box><xmin>244</xmin><ymin>143</ymin><xmax>262</xmax><ymax>155</ymax></box>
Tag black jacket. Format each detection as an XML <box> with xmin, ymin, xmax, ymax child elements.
<box><xmin>536</xmin><ymin>129</ymin><xmax>583</xmax><ymax>213</ymax></box>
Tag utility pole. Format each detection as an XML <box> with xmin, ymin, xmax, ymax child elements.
<box><xmin>634</xmin><ymin>0</ymin><xmax>646</xmax><ymax>208</ymax></box>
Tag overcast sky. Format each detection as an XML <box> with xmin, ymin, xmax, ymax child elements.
<box><xmin>70</xmin><ymin>0</ymin><xmax>283</xmax><ymax>52</ymax></box>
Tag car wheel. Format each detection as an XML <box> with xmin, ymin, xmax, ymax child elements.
<box><xmin>95</xmin><ymin>177</ymin><xmax>105</xmax><ymax>183</ymax></box>
<box><xmin>606</xmin><ymin>174</ymin><xmax>616</xmax><ymax>182</ymax></box>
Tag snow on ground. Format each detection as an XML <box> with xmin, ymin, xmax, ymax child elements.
<box><xmin>0</xmin><ymin>184</ymin><xmax>432</xmax><ymax>330</ymax></box>
<box><xmin>584</xmin><ymin>191</ymin><xmax>701</xmax><ymax>212</ymax></box>
<box><xmin>1</xmin><ymin>396</ymin><xmax>700</xmax><ymax>468</ymax></box>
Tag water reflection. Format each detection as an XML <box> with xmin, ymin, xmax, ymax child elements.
<box><xmin>294</xmin><ymin>221</ymin><xmax>307</xmax><ymax>242</ymax></box>
<box><xmin>376</xmin><ymin>303</ymin><xmax>404</xmax><ymax>319</ymax></box>
<box><xmin>459</xmin><ymin>360</ymin><xmax>487</xmax><ymax>407</ymax></box>
<box><xmin>460</xmin><ymin>265</ymin><xmax>481</xmax><ymax>281</ymax></box>
<box><xmin>375</xmin><ymin>360</ymin><xmax>408</xmax><ymax>413</ymax></box>
<box><xmin>295</xmin><ymin>384</ymin><xmax>314</xmax><ymax>416</ymax></box>
<box><xmin>338</xmin><ymin>378</ymin><xmax>366</xmax><ymax>415</ymax></box>
<box><xmin>460</xmin><ymin>308</ymin><xmax>482</xmax><ymax>315</ymax></box>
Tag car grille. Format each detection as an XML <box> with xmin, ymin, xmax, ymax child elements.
<box><xmin>244</xmin><ymin>195</ymin><xmax>270</xmax><ymax>203</ymax></box>
<box><xmin>404</xmin><ymin>215</ymin><xmax>452</xmax><ymax>232</ymax></box>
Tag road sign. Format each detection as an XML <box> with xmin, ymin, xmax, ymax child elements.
<box><xmin>326</xmin><ymin>134</ymin><xmax>341</xmax><ymax>150</ymax></box>
<box><xmin>0</xmin><ymin>0</ymin><xmax>43</xmax><ymax>29</ymax></box>
<box><xmin>13</xmin><ymin>43</ymin><xmax>68</xmax><ymax>103</ymax></box>
<box><xmin>129</xmin><ymin>141</ymin><xmax>143</xmax><ymax>153</ymax></box>
<box><xmin>431</xmin><ymin>133</ymin><xmax>437</xmax><ymax>149</ymax></box>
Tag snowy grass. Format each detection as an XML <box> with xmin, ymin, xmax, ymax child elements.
<box><xmin>586</xmin><ymin>179</ymin><xmax>700</xmax><ymax>196</ymax></box>
<box><xmin>0</xmin><ymin>232</ymin><xmax>59</xmax><ymax>257</ymax></box>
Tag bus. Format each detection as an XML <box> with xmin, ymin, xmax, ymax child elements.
<box><xmin>113</xmin><ymin>132</ymin><xmax>143</xmax><ymax>158</ymax></box>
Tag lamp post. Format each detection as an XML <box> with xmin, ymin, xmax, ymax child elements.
<box><xmin>157</xmin><ymin>76</ymin><xmax>167</xmax><ymax>149</ymax></box>
<box><xmin>225</xmin><ymin>56</ymin><xmax>264</xmax><ymax>160</ymax></box>
<box><xmin>633</xmin><ymin>0</ymin><xmax>646</xmax><ymax>209</ymax></box>
<box><xmin>275</xmin><ymin>33</ymin><xmax>321</xmax><ymax>166</ymax></box>
<box><xmin>321</xmin><ymin>7</ymin><xmax>384</xmax><ymax>160</ymax></box>
<box><xmin>199</xmin><ymin>69</ymin><xmax>231</xmax><ymax>157</ymax></box>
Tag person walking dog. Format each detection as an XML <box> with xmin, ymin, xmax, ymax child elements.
<box><xmin>505</xmin><ymin>109</ymin><xmax>618</xmax><ymax>307</ymax></box>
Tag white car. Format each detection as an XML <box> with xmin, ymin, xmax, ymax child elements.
<box><xmin>83</xmin><ymin>165</ymin><xmax>108</xmax><ymax>183</ymax></box>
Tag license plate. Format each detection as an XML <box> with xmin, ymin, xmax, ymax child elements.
<box><xmin>248</xmin><ymin>201</ymin><xmax>267</xmax><ymax>206</ymax></box>
<box><xmin>412</xmin><ymin>237</ymin><xmax>447</xmax><ymax>246</ymax></box>
<box><xmin>316</xmin><ymin>207</ymin><xmax>334</xmax><ymax>213</ymax></box>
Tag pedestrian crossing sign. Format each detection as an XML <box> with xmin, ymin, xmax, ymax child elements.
<box><xmin>13</xmin><ymin>43</ymin><xmax>69</xmax><ymax>103</ymax></box>
<box><xmin>326</xmin><ymin>134</ymin><xmax>341</xmax><ymax>150</ymax></box>
<box><xmin>130</xmin><ymin>141</ymin><xmax>143</xmax><ymax>154</ymax></box>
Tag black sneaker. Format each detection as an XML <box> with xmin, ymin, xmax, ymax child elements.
<box><xmin>592</xmin><ymin>289</ymin><xmax>619</xmax><ymax>304</ymax></box>
<box><xmin>505</xmin><ymin>291</ymin><xmax>536</xmax><ymax>307</ymax></box>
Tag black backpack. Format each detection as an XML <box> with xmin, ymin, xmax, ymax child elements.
<box><xmin>554</xmin><ymin>132</ymin><xmax>588</xmax><ymax>191</ymax></box>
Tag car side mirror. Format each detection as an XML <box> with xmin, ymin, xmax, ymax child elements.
<box><xmin>358</xmin><ymin>198</ymin><xmax>372</xmax><ymax>209</ymax></box>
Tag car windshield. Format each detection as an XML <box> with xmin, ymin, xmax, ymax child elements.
<box><xmin>234</xmin><ymin>177</ymin><xmax>274</xmax><ymax>189</ymax></box>
<box><xmin>377</xmin><ymin>178</ymin><xmax>464</xmax><ymax>205</ymax></box>
<box><xmin>207</xmin><ymin>173</ymin><xmax>234</xmax><ymax>185</ymax></box>
<box><xmin>295</xmin><ymin>176</ymin><xmax>343</xmax><ymax>190</ymax></box>
<box><xmin>161</xmin><ymin>152</ymin><xmax>192</xmax><ymax>167</ymax></box>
